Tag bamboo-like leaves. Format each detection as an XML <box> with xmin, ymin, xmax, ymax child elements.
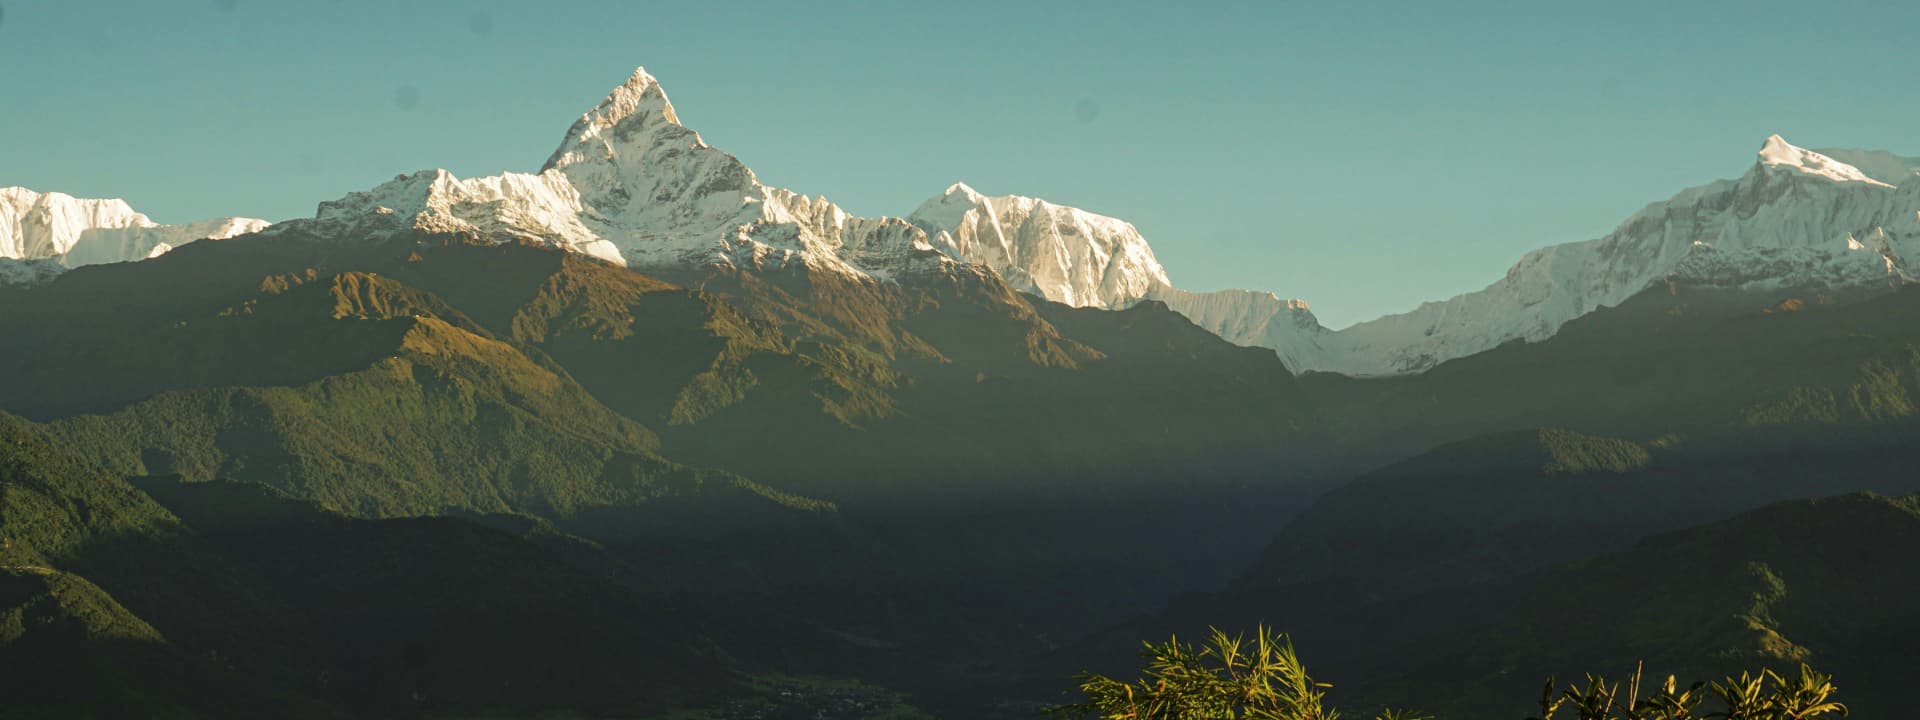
<box><xmin>1530</xmin><ymin>662</ymin><xmax>1842</xmax><ymax>720</ymax></box>
<box><xmin>1705</xmin><ymin>664</ymin><xmax>1845</xmax><ymax>720</ymax></box>
<box><xmin>1048</xmin><ymin>631</ymin><xmax>1845</xmax><ymax>720</ymax></box>
<box><xmin>1042</xmin><ymin>625</ymin><xmax>1344</xmax><ymax>720</ymax></box>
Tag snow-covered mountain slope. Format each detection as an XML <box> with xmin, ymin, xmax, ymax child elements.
<box><xmin>1126</xmin><ymin>287</ymin><xmax>1325</xmax><ymax>373</ymax></box>
<box><xmin>1811</xmin><ymin>147</ymin><xmax>1920</xmax><ymax>187</ymax></box>
<box><xmin>0</xmin><ymin>187</ymin><xmax>268</xmax><ymax>284</ymax></box>
<box><xmin>283</xmin><ymin>68</ymin><xmax>955</xmax><ymax>281</ymax></box>
<box><xmin>911</xmin><ymin>136</ymin><xmax>1917</xmax><ymax>376</ymax></box>
<box><xmin>908</xmin><ymin>183</ymin><xmax>1171</xmax><ymax>308</ymax></box>
<box><xmin>1263</xmin><ymin>135</ymin><xmax>1920</xmax><ymax>375</ymax></box>
<box><xmin>892</xmin><ymin>181</ymin><xmax>1353</xmax><ymax>370</ymax></box>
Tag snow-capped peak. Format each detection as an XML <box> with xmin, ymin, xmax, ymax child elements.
<box><xmin>1</xmin><ymin>186</ymin><xmax>269</xmax><ymax>285</ymax></box>
<box><xmin>541</xmin><ymin>66</ymin><xmax>684</xmax><ymax>174</ymax></box>
<box><xmin>908</xmin><ymin>182</ymin><xmax>989</xmax><ymax>235</ymax></box>
<box><xmin>285</xmin><ymin>67</ymin><xmax>1168</xmax><ymax>305</ymax></box>
<box><xmin>1754</xmin><ymin>134</ymin><xmax>1894</xmax><ymax>188</ymax></box>
<box><xmin>942</xmin><ymin>181</ymin><xmax>984</xmax><ymax>200</ymax></box>
<box><xmin>908</xmin><ymin>184</ymin><xmax>1172</xmax><ymax>308</ymax></box>
<box><xmin>286</xmin><ymin>67</ymin><xmax>957</xmax><ymax>281</ymax></box>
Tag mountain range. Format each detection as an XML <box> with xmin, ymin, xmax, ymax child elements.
<box><xmin>5</xmin><ymin>65</ymin><xmax>1920</xmax><ymax>719</ymax></box>
<box><xmin>12</xmin><ymin>67</ymin><xmax>1917</xmax><ymax>378</ymax></box>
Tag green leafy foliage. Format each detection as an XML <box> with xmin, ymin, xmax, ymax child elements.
<box><xmin>1054</xmin><ymin>630</ymin><xmax>1847</xmax><ymax>720</ymax></box>
<box><xmin>1527</xmin><ymin>662</ymin><xmax>1844</xmax><ymax>720</ymax></box>
<box><xmin>1046</xmin><ymin>626</ymin><xmax>1417</xmax><ymax>720</ymax></box>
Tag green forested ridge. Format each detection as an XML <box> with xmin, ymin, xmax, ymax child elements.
<box><xmin>1108</xmin><ymin>282</ymin><xmax>1920</xmax><ymax>708</ymax></box>
<box><xmin>49</xmin><ymin>320</ymin><xmax>729</xmax><ymax>518</ymax></box>
<box><xmin>0</xmin><ymin>412</ymin><xmax>178</xmax><ymax>564</ymax></box>
<box><xmin>1302</xmin><ymin>282</ymin><xmax>1920</xmax><ymax>467</ymax></box>
<box><xmin>83</xmin><ymin>477</ymin><xmax>738</xmax><ymax>717</ymax></box>
<box><xmin>0</xmin><ymin>414</ymin><xmax>744</xmax><ymax>717</ymax></box>
<box><xmin>1188</xmin><ymin>282</ymin><xmax>1920</xmax><ymax>654</ymax></box>
<box><xmin>1051</xmin><ymin>495</ymin><xmax>1913</xmax><ymax>719</ymax></box>
<box><xmin>1123</xmin><ymin>426</ymin><xmax>1920</xmax><ymax>678</ymax></box>
<box><xmin>0</xmin><ymin>414</ymin><xmax>320</xmax><ymax>717</ymax></box>
<box><xmin>0</xmin><ymin>566</ymin><xmax>227</xmax><ymax>720</ymax></box>
<box><xmin>0</xmin><ymin>237</ymin><xmax>831</xmax><ymax>523</ymax></box>
<box><xmin>0</xmin><ymin>566</ymin><xmax>162</xmax><ymax>646</ymax></box>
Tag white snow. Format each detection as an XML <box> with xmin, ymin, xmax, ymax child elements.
<box><xmin>1756</xmin><ymin>134</ymin><xmax>1894</xmax><ymax>188</ymax></box>
<box><xmin>907</xmin><ymin>182</ymin><xmax>1172</xmax><ymax>308</ymax></box>
<box><xmin>1813</xmin><ymin>147</ymin><xmax>1920</xmax><ymax>187</ymax></box>
<box><xmin>1141</xmin><ymin>286</ymin><xmax>1334</xmax><ymax>372</ymax></box>
<box><xmin>0</xmin><ymin>187</ymin><xmax>268</xmax><ymax>284</ymax></box>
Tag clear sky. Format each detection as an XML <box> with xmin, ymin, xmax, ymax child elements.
<box><xmin>5</xmin><ymin>1</ymin><xmax>1919</xmax><ymax>328</ymax></box>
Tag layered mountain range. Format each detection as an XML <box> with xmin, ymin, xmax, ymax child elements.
<box><xmin>6</xmin><ymin>67</ymin><xmax>1918</xmax><ymax>378</ymax></box>
<box><xmin>9</xmin><ymin>64</ymin><xmax>1920</xmax><ymax>719</ymax></box>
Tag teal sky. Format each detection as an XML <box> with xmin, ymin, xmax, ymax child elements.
<box><xmin>5</xmin><ymin>1</ymin><xmax>1918</xmax><ymax>328</ymax></box>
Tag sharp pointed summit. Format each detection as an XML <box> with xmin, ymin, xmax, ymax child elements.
<box><xmin>542</xmin><ymin>66</ymin><xmax>686</xmax><ymax>174</ymax></box>
<box><xmin>290</xmin><ymin>65</ymin><xmax>955</xmax><ymax>280</ymax></box>
<box><xmin>942</xmin><ymin>181</ymin><xmax>982</xmax><ymax>198</ymax></box>
<box><xmin>1757</xmin><ymin>133</ymin><xmax>1794</xmax><ymax>158</ymax></box>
